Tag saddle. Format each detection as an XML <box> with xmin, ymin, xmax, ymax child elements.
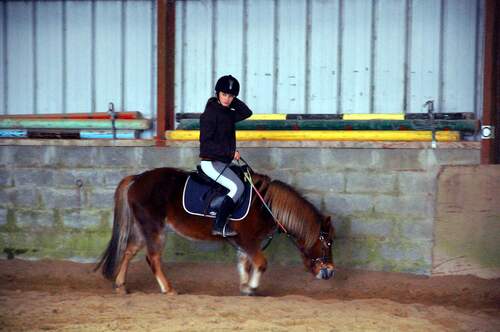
<box><xmin>182</xmin><ymin>165</ymin><xmax>252</xmax><ymax>221</ymax></box>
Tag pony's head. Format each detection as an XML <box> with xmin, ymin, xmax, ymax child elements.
<box><xmin>265</xmin><ymin>180</ymin><xmax>336</xmax><ymax>280</ymax></box>
<box><xmin>300</xmin><ymin>215</ymin><xmax>335</xmax><ymax>280</ymax></box>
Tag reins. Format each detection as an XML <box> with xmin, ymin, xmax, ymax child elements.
<box><xmin>238</xmin><ymin>157</ymin><xmax>287</xmax><ymax>234</ymax></box>
<box><xmin>237</xmin><ymin>157</ymin><xmax>285</xmax><ymax>250</ymax></box>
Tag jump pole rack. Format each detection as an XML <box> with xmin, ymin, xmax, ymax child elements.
<box><xmin>169</xmin><ymin>113</ymin><xmax>478</xmax><ymax>142</ymax></box>
<box><xmin>0</xmin><ymin>106</ymin><xmax>151</xmax><ymax>139</ymax></box>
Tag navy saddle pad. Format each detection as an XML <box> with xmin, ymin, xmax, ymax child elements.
<box><xmin>182</xmin><ymin>168</ymin><xmax>252</xmax><ymax>221</ymax></box>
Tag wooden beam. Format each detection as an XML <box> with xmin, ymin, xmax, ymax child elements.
<box><xmin>481</xmin><ymin>0</ymin><xmax>499</xmax><ymax>164</ymax></box>
<box><xmin>166</xmin><ymin>130</ymin><xmax>461</xmax><ymax>142</ymax></box>
<box><xmin>157</xmin><ymin>0</ymin><xmax>175</xmax><ymax>143</ymax></box>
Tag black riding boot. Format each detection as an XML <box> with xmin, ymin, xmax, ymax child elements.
<box><xmin>212</xmin><ymin>196</ymin><xmax>238</xmax><ymax>237</ymax></box>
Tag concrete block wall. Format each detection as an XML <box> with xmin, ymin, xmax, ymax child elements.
<box><xmin>0</xmin><ymin>143</ymin><xmax>480</xmax><ymax>274</ymax></box>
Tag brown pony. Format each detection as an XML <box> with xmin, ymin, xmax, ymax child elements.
<box><xmin>95</xmin><ymin>167</ymin><xmax>335</xmax><ymax>295</ymax></box>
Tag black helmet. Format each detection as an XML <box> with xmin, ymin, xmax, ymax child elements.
<box><xmin>215</xmin><ymin>75</ymin><xmax>240</xmax><ymax>97</ymax></box>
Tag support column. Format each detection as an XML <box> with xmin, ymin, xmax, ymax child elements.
<box><xmin>481</xmin><ymin>0</ymin><xmax>499</xmax><ymax>164</ymax></box>
<box><xmin>157</xmin><ymin>0</ymin><xmax>175</xmax><ymax>143</ymax></box>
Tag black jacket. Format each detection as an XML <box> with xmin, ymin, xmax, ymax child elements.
<box><xmin>199</xmin><ymin>97</ymin><xmax>252</xmax><ymax>163</ymax></box>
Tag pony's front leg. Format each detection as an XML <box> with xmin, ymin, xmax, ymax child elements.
<box><xmin>237</xmin><ymin>251</ymin><xmax>252</xmax><ymax>292</ymax></box>
<box><xmin>238</xmin><ymin>250</ymin><xmax>267</xmax><ymax>296</ymax></box>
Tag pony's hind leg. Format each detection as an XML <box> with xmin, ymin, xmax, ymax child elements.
<box><xmin>114</xmin><ymin>242</ymin><xmax>143</xmax><ymax>294</ymax></box>
<box><xmin>113</xmin><ymin>223</ymin><xmax>145</xmax><ymax>294</ymax></box>
<box><xmin>145</xmin><ymin>232</ymin><xmax>176</xmax><ymax>295</ymax></box>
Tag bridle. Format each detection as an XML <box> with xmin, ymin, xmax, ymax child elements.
<box><xmin>316</xmin><ymin>229</ymin><xmax>334</xmax><ymax>264</ymax></box>
<box><xmin>289</xmin><ymin>227</ymin><xmax>333</xmax><ymax>270</ymax></box>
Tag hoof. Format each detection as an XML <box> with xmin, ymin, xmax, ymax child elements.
<box><xmin>240</xmin><ymin>285</ymin><xmax>257</xmax><ymax>296</ymax></box>
<box><xmin>163</xmin><ymin>289</ymin><xmax>178</xmax><ymax>296</ymax></box>
<box><xmin>113</xmin><ymin>284</ymin><xmax>128</xmax><ymax>295</ymax></box>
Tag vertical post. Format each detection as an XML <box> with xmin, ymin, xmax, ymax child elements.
<box><xmin>157</xmin><ymin>0</ymin><xmax>175</xmax><ymax>143</ymax></box>
<box><xmin>481</xmin><ymin>0</ymin><xmax>499</xmax><ymax>164</ymax></box>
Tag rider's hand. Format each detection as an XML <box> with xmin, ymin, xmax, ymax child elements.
<box><xmin>234</xmin><ymin>150</ymin><xmax>241</xmax><ymax>160</ymax></box>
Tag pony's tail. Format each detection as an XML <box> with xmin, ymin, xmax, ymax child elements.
<box><xmin>94</xmin><ymin>175</ymin><xmax>135</xmax><ymax>280</ymax></box>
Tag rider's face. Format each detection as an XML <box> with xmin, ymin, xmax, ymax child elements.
<box><xmin>218</xmin><ymin>92</ymin><xmax>235</xmax><ymax>107</ymax></box>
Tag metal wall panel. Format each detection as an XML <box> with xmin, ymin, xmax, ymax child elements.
<box><xmin>341</xmin><ymin>0</ymin><xmax>372</xmax><ymax>114</ymax></box>
<box><xmin>6</xmin><ymin>1</ymin><xmax>35</xmax><ymax>115</ymax></box>
<box><xmin>0</xmin><ymin>2</ymin><xmax>6</xmax><ymax>114</ymax></box>
<box><xmin>174</xmin><ymin>0</ymin><xmax>185</xmax><ymax>114</ymax></box>
<box><xmin>246</xmin><ymin>0</ymin><xmax>275</xmax><ymax>114</ymax></box>
<box><xmin>373</xmin><ymin>0</ymin><xmax>406</xmax><ymax>114</ymax></box>
<box><xmin>36</xmin><ymin>1</ymin><xmax>64</xmax><ymax>115</ymax></box>
<box><xmin>441</xmin><ymin>0</ymin><xmax>479</xmax><ymax>113</ymax></box>
<box><xmin>176</xmin><ymin>0</ymin><xmax>484</xmax><ymax>116</ymax></box>
<box><xmin>0</xmin><ymin>0</ymin><xmax>486</xmax><ymax>124</ymax></box>
<box><xmin>408</xmin><ymin>0</ymin><xmax>442</xmax><ymax>113</ymax></box>
<box><xmin>309</xmin><ymin>0</ymin><xmax>340</xmax><ymax>114</ymax></box>
<box><xmin>66</xmin><ymin>1</ymin><xmax>93</xmax><ymax>114</ymax></box>
<box><xmin>0</xmin><ymin>0</ymin><xmax>156</xmax><ymax>125</ymax></box>
<box><xmin>276</xmin><ymin>0</ymin><xmax>308</xmax><ymax>114</ymax></box>
<box><xmin>177</xmin><ymin>0</ymin><xmax>214</xmax><ymax>115</ymax></box>
<box><xmin>213</xmin><ymin>0</ymin><xmax>244</xmax><ymax>85</ymax></box>
<box><xmin>124</xmin><ymin>1</ymin><xmax>156</xmax><ymax>117</ymax></box>
<box><xmin>95</xmin><ymin>1</ymin><xmax>122</xmax><ymax>116</ymax></box>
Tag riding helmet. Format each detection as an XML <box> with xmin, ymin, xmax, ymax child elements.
<box><xmin>215</xmin><ymin>75</ymin><xmax>240</xmax><ymax>97</ymax></box>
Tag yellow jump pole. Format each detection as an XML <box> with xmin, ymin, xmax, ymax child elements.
<box><xmin>342</xmin><ymin>114</ymin><xmax>405</xmax><ymax>120</ymax></box>
<box><xmin>166</xmin><ymin>130</ymin><xmax>460</xmax><ymax>141</ymax></box>
<box><xmin>248</xmin><ymin>114</ymin><xmax>287</xmax><ymax>120</ymax></box>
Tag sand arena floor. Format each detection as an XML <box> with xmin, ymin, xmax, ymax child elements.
<box><xmin>0</xmin><ymin>259</ymin><xmax>499</xmax><ymax>331</ymax></box>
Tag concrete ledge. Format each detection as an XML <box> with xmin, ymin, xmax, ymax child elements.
<box><xmin>166</xmin><ymin>140</ymin><xmax>480</xmax><ymax>149</ymax></box>
<box><xmin>0</xmin><ymin>139</ymin><xmax>480</xmax><ymax>149</ymax></box>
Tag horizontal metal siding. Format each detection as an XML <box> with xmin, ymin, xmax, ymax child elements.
<box><xmin>176</xmin><ymin>0</ymin><xmax>484</xmax><ymax>116</ymax></box>
<box><xmin>0</xmin><ymin>0</ymin><xmax>156</xmax><ymax>125</ymax></box>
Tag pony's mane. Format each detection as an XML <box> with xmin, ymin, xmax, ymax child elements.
<box><xmin>264</xmin><ymin>180</ymin><xmax>322</xmax><ymax>249</ymax></box>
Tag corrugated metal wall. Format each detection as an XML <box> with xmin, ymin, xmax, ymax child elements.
<box><xmin>175</xmin><ymin>0</ymin><xmax>484</xmax><ymax>116</ymax></box>
<box><xmin>0</xmin><ymin>0</ymin><xmax>156</xmax><ymax>120</ymax></box>
<box><xmin>0</xmin><ymin>0</ymin><xmax>485</xmax><ymax>124</ymax></box>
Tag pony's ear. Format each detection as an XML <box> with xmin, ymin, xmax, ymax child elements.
<box><xmin>324</xmin><ymin>216</ymin><xmax>331</xmax><ymax>224</ymax></box>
